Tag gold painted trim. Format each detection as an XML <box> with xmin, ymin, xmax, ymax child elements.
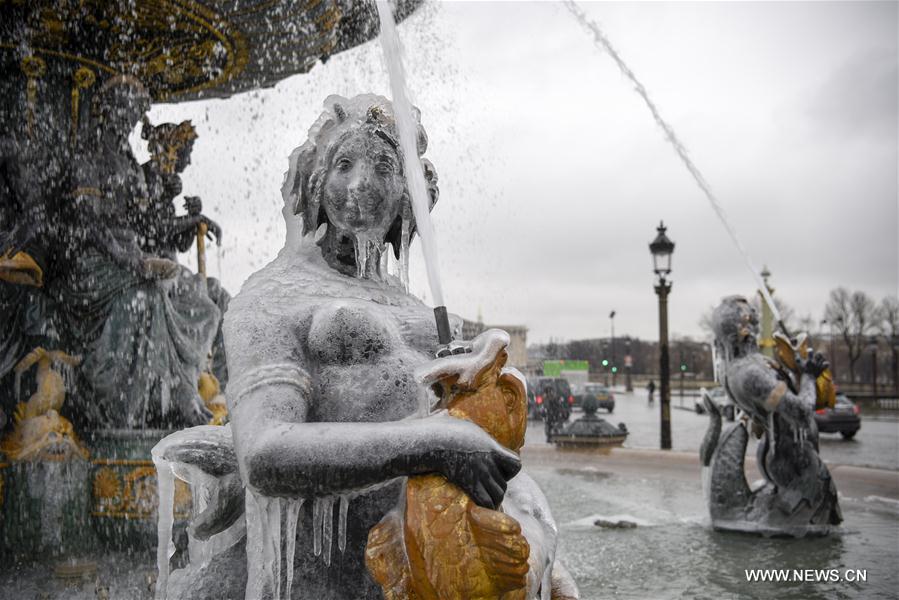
<box><xmin>154</xmin><ymin>0</ymin><xmax>249</xmax><ymax>101</ymax></box>
<box><xmin>72</xmin><ymin>187</ymin><xmax>103</xmax><ymax>198</ymax></box>
<box><xmin>91</xmin><ymin>458</ymin><xmax>153</xmax><ymax>466</ymax></box>
<box><xmin>1</xmin><ymin>44</ymin><xmax>120</xmax><ymax>76</ymax></box>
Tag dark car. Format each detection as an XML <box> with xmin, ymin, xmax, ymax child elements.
<box><xmin>526</xmin><ymin>380</ymin><xmax>542</xmax><ymax>419</ymax></box>
<box><xmin>532</xmin><ymin>377</ymin><xmax>573</xmax><ymax>421</ymax></box>
<box><xmin>580</xmin><ymin>383</ymin><xmax>615</xmax><ymax>413</ymax></box>
<box><xmin>815</xmin><ymin>394</ymin><xmax>861</xmax><ymax>439</ymax></box>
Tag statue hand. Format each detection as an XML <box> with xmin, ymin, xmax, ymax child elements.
<box><xmin>164</xmin><ymin>178</ymin><xmax>183</xmax><ymax>200</ymax></box>
<box><xmin>141</xmin><ymin>257</ymin><xmax>179</xmax><ymax>280</ymax></box>
<box><xmin>433</xmin><ymin>418</ymin><xmax>521</xmax><ymax>510</ymax></box>
<box><xmin>201</xmin><ymin>216</ymin><xmax>222</xmax><ymax>245</ymax></box>
<box><xmin>184</xmin><ymin>196</ymin><xmax>202</xmax><ymax>216</ymax></box>
<box><xmin>468</xmin><ymin>505</ymin><xmax>530</xmax><ymax>590</ymax></box>
<box><xmin>800</xmin><ymin>351</ymin><xmax>829</xmax><ymax>378</ymax></box>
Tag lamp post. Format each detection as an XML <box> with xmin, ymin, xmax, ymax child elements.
<box><xmin>649</xmin><ymin>221</ymin><xmax>674</xmax><ymax>450</ymax></box>
<box><xmin>625</xmin><ymin>340</ymin><xmax>633</xmax><ymax>392</ymax></box>
<box><xmin>869</xmin><ymin>335</ymin><xmax>879</xmax><ymax>402</ymax></box>
<box><xmin>610</xmin><ymin>310</ymin><xmax>617</xmax><ymax>388</ymax></box>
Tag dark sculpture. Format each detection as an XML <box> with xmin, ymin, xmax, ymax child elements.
<box><xmin>155</xmin><ymin>94</ymin><xmax>578</xmax><ymax>600</ymax></box>
<box><xmin>700</xmin><ymin>296</ymin><xmax>841</xmax><ymax>536</ymax></box>
<box><xmin>550</xmin><ymin>395</ymin><xmax>628</xmax><ymax>447</ymax></box>
<box><xmin>139</xmin><ymin>117</ymin><xmax>230</xmax><ymax>387</ymax></box>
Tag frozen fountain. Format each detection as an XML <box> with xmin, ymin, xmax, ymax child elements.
<box><xmin>152</xmin><ymin>91</ymin><xmax>580</xmax><ymax>599</ymax></box>
<box><xmin>0</xmin><ymin>0</ymin><xmax>425</xmax><ymax>587</ymax></box>
<box><xmin>700</xmin><ymin>297</ymin><xmax>841</xmax><ymax>537</ymax></box>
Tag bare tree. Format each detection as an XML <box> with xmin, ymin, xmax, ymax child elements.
<box><xmin>698</xmin><ymin>305</ymin><xmax>716</xmax><ymax>339</ymax></box>
<box><xmin>824</xmin><ymin>288</ymin><xmax>878</xmax><ymax>382</ymax></box>
<box><xmin>879</xmin><ymin>296</ymin><xmax>899</xmax><ymax>391</ymax></box>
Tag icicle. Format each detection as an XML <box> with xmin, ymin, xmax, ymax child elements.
<box><xmin>399</xmin><ymin>215</ymin><xmax>411</xmax><ymax>291</ymax></box>
<box><xmin>353</xmin><ymin>236</ymin><xmax>369</xmax><ymax>279</ymax></box>
<box><xmin>312</xmin><ymin>497</ymin><xmax>323</xmax><ymax>556</ymax></box>
<box><xmin>379</xmin><ymin>246</ymin><xmax>389</xmax><ymax>280</ymax></box>
<box><xmin>322</xmin><ymin>497</ymin><xmax>334</xmax><ymax>566</ymax></box>
<box><xmin>152</xmin><ymin>456</ymin><xmax>176</xmax><ymax>600</ymax></box>
<box><xmin>284</xmin><ymin>499</ymin><xmax>303</xmax><ymax>600</ymax></box>
<box><xmin>541</xmin><ymin>566</ymin><xmax>553</xmax><ymax>600</ymax></box>
<box><xmin>245</xmin><ymin>491</ymin><xmax>268</xmax><ymax>600</ymax></box>
<box><xmin>266</xmin><ymin>498</ymin><xmax>282</xmax><ymax>600</ymax></box>
<box><xmin>337</xmin><ymin>495</ymin><xmax>349</xmax><ymax>553</ymax></box>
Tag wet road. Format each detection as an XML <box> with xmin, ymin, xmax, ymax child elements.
<box><xmin>523</xmin><ymin>389</ymin><xmax>899</xmax><ymax>599</ymax></box>
<box><xmin>525</xmin><ymin>389</ymin><xmax>899</xmax><ymax>471</ymax></box>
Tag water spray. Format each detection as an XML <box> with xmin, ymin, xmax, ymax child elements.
<box><xmin>376</xmin><ymin>0</ymin><xmax>464</xmax><ymax>356</ymax></box>
<box><xmin>564</xmin><ymin>0</ymin><xmax>790</xmax><ymax>337</ymax></box>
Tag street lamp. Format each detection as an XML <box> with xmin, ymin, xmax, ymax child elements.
<box><xmin>610</xmin><ymin>310</ymin><xmax>617</xmax><ymax>387</ymax></box>
<box><xmin>624</xmin><ymin>340</ymin><xmax>633</xmax><ymax>392</ymax></box>
<box><xmin>649</xmin><ymin>221</ymin><xmax>675</xmax><ymax>450</ymax></box>
<box><xmin>869</xmin><ymin>335</ymin><xmax>879</xmax><ymax>402</ymax></box>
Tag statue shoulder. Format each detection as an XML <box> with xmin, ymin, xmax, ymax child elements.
<box><xmin>726</xmin><ymin>355</ymin><xmax>778</xmax><ymax>397</ymax></box>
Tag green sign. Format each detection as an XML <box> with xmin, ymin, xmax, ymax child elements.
<box><xmin>543</xmin><ymin>360</ymin><xmax>589</xmax><ymax>377</ymax></box>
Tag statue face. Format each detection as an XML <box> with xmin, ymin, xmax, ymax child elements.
<box><xmin>322</xmin><ymin>130</ymin><xmax>404</xmax><ymax>238</ymax></box>
<box><xmin>713</xmin><ymin>296</ymin><xmax>759</xmax><ymax>357</ymax></box>
<box><xmin>174</xmin><ymin>140</ymin><xmax>194</xmax><ymax>173</ymax></box>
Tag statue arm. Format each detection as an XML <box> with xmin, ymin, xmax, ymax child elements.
<box><xmin>168</xmin><ymin>215</ymin><xmax>221</xmax><ymax>251</ymax></box>
<box><xmin>728</xmin><ymin>360</ymin><xmax>815</xmax><ymax>427</ymax></box>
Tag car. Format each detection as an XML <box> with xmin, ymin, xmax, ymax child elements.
<box><xmin>579</xmin><ymin>383</ymin><xmax>615</xmax><ymax>413</ymax></box>
<box><xmin>532</xmin><ymin>377</ymin><xmax>573</xmax><ymax>421</ymax></box>
<box><xmin>815</xmin><ymin>393</ymin><xmax>861</xmax><ymax>439</ymax></box>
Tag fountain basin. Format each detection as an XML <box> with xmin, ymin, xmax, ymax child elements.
<box><xmin>89</xmin><ymin>429</ymin><xmax>192</xmax><ymax>551</ymax></box>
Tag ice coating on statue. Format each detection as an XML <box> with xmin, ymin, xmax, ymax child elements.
<box><xmin>700</xmin><ymin>296</ymin><xmax>841</xmax><ymax>537</ymax></box>
<box><xmin>153</xmin><ymin>94</ymin><xmax>578</xmax><ymax>599</ymax></box>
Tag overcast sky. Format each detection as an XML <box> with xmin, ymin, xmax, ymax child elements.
<box><xmin>143</xmin><ymin>1</ymin><xmax>898</xmax><ymax>344</ymax></box>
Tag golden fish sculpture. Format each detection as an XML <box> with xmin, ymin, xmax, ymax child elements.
<box><xmin>1</xmin><ymin>348</ymin><xmax>88</xmax><ymax>462</ymax></box>
<box><xmin>773</xmin><ymin>332</ymin><xmax>836</xmax><ymax>410</ymax></box>
<box><xmin>366</xmin><ymin>329</ymin><xmax>532</xmax><ymax>600</ymax></box>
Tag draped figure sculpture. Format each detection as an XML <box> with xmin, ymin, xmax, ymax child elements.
<box><xmin>700</xmin><ymin>296</ymin><xmax>842</xmax><ymax>537</ymax></box>
<box><xmin>58</xmin><ymin>76</ymin><xmax>219</xmax><ymax>429</ymax></box>
<box><xmin>155</xmin><ymin>94</ymin><xmax>578</xmax><ymax>600</ymax></box>
<box><xmin>139</xmin><ymin>117</ymin><xmax>230</xmax><ymax>390</ymax></box>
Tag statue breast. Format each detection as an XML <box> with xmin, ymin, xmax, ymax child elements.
<box><xmin>305</xmin><ymin>302</ymin><xmax>430</xmax><ymax>423</ymax></box>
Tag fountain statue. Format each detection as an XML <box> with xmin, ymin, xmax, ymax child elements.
<box><xmin>60</xmin><ymin>75</ymin><xmax>221</xmax><ymax>430</ymax></box>
<box><xmin>700</xmin><ymin>296</ymin><xmax>842</xmax><ymax>537</ymax></box>
<box><xmin>154</xmin><ymin>94</ymin><xmax>579</xmax><ymax>599</ymax></box>
<box><xmin>139</xmin><ymin>116</ymin><xmax>231</xmax><ymax>389</ymax></box>
<box><xmin>0</xmin><ymin>0</ymin><xmax>427</xmax><ymax>573</ymax></box>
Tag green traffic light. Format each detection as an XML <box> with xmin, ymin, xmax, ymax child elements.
<box><xmin>602</xmin><ymin>359</ymin><xmax>609</xmax><ymax>367</ymax></box>
<box><xmin>680</xmin><ymin>364</ymin><xmax>687</xmax><ymax>371</ymax></box>
<box><xmin>611</xmin><ymin>366</ymin><xmax>618</xmax><ymax>373</ymax></box>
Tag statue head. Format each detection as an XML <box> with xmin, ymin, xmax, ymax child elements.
<box><xmin>281</xmin><ymin>94</ymin><xmax>439</xmax><ymax>278</ymax></box>
<box><xmin>712</xmin><ymin>296</ymin><xmax>759</xmax><ymax>359</ymax></box>
<box><xmin>141</xmin><ymin>118</ymin><xmax>198</xmax><ymax>175</ymax></box>
<box><xmin>92</xmin><ymin>75</ymin><xmax>151</xmax><ymax>142</ymax></box>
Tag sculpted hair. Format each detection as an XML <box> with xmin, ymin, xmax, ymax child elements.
<box><xmin>283</xmin><ymin>94</ymin><xmax>439</xmax><ymax>258</ymax></box>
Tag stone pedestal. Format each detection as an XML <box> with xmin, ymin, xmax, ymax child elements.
<box><xmin>89</xmin><ymin>429</ymin><xmax>191</xmax><ymax>551</ymax></box>
<box><xmin>0</xmin><ymin>456</ymin><xmax>92</xmax><ymax>559</ymax></box>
